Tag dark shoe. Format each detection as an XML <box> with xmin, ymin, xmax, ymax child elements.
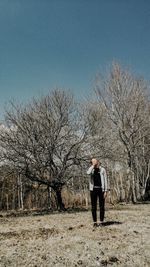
<box><xmin>93</xmin><ymin>222</ymin><xmax>98</xmax><ymax>227</ymax></box>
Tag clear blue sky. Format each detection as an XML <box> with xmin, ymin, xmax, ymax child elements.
<box><xmin>0</xmin><ymin>0</ymin><xmax>150</xmax><ymax>119</ymax></box>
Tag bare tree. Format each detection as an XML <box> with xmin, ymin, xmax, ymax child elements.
<box><xmin>0</xmin><ymin>89</ymin><xmax>87</xmax><ymax>210</ymax></box>
<box><xmin>95</xmin><ymin>63</ymin><xmax>150</xmax><ymax>201</ymax></box>
<box><xmin>83</xmin><ymin>100</ymin><xmax>123</xmax><ymax>162</ymax></box>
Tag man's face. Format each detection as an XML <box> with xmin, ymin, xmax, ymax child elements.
<box><xmin>91</xmin><ymin>158</ymin><xmax>98</xmax><ymax>166</ymax></box>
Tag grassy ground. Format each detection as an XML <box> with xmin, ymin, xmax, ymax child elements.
<box><xmin>0</xmin><ymin>203</ymin><xmax>150</xmax><ymax>267</ymax></box>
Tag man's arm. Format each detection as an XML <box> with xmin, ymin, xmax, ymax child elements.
<box><xmin>103</xmin><ymin>168</ymin><xmax>108</xmax><ymax>191</ymax></box>
<box><xmin>103</xmin><ymin>168</ymin><xmax>108</xmax><ymax>198</ymax></box>
<box><xmin>87</xmin><ymin>165</ymin><xmax>94</xmax><ymax>175</ymax></box>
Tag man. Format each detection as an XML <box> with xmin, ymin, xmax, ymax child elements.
<box><xmin>87</xmin><ymin>158</ymin><xmax>107</xmax><ymax>227</ymax></box>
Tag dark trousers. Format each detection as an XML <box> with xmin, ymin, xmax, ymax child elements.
<box><xmin>90</xmin><ymin>188</ymin><xmax>105</xmax><ymax>222</ymax></box>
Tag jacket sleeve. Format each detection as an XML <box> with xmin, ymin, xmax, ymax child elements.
<box><xmin>87</xmin><ymin>165</ymin><xmax>94</xmax><ymax>175</ymax></box>
<box><xmin>103</xmin><ymin>168</ymin><xmax>108</xmax><ymax>192</ymax></box>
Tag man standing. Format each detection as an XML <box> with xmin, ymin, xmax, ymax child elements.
<box><xmin>87</xmin><ymin>158</ymin><xmax>107</xmax><ymax>227</ymax></box>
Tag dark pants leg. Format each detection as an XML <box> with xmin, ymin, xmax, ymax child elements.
<box><xmin>98</xmin><ymin>190</ymin><xmax>105</xmax><ymax>222</ymax></box>
<box><xmin>90</xmin><ymin>190</ymin><xmax>98</xmax><ymax>222</ymax></box>
<box><xmin>90</xmin><ymin>189</ymin><xmax>105</xmax><ymax>223</ymax></box>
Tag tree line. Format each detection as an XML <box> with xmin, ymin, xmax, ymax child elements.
<box><xmin>0</xmin><ymin>63</ymin><xmax>150</xmax><ymax>211</ymax></box>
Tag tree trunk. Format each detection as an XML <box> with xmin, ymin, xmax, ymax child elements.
<box><xmin>17</xmin><ymin>174</ymin><xmax>24</xmax><ymax>210</ymax></box>
<box><xmin>6</xmin><ymin>194</ymin><xmax>9</xmax><ymax>210</ymax></box>
<box><xmin>20</xmin><ymin>175</ymin><xmax>24</xmax><ymax>210</ymax></box>
<box><xmin>0</xmin><ymin>182</ymin><xmax>4</xmax><ymax>210</ymax></box>
<box><xmin>17</xmin><ymin>175</ymin><xmax>20</xmax><ymax>209</ymax></box>
<box><xmin>12</xmin><ymin>184</ymin><xmax>16</xmax><ymax>210</ymax></box>
<box><xmin>142</xmin><ymin>160</ymin><xmax>150</xmax><ymax>198</ymax></box>
<box><xmin>127</xmin><ymin>153</ymin><xmax>137</xmax><ymax>203</ymax></box>
<box><xmin>47</xmin><ymin>186</ymin><xmax>51</xmax><ymax>209</ymax></box>
<box><xmin>55</xmin><ymin>187</ymin><xmax>65</xmax><ymax>211</ymax></box>
<box><xmin>131</xmin><ymin>173</ymin><xmax>137</xmax><ymax>203</ymax></box>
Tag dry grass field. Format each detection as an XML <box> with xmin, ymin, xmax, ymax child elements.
<box><xmin>0</xmin><ymin>203</ymin><xmax>150</xmax><ymax>267</ymax></box>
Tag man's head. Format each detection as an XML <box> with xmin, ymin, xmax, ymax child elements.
<box><xmin>91</xmin><ymin>158</ymin><xmax>99</xmax><ymax>167</ymax></box>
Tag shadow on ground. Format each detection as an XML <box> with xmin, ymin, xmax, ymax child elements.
<box><xmin>101</xmin><ymin>221</ymin><xmax>122</xmax><ymax>226</ymax></box>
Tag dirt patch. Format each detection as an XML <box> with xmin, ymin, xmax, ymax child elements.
<box><xmin>0</xmin><ymin>204</ymin><xmax>150</xmax><ymax>266</ymax></box>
